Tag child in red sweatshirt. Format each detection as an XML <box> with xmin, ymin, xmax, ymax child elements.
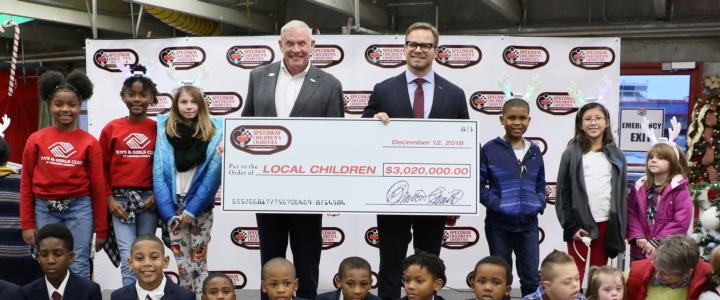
<box><xmin>99</xmin><ymin>65</ymin><xmax>159</xmax><ymax>286</ymax></box>
<box><xmin>20</xmin><ymin>70</ymin><xmax>107</xmax><ymax>280</ymax></box>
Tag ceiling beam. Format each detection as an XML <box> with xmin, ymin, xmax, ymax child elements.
<box><xmin>0</xmin><ymin>23</ymin><xmax>84</xmax><ymax>48</ymax></box>
<box><xmin>480</xmin><ymin>0</ymin><xmax>521</xmax><ymax>23</ymax></box>
<box><xmin>0</xmin><ymin>0</ymin><xmax>170</xmax><ymax>36</ymax></box>
<box><xmin>125</xmin><ymin>0</ymin><xmax>274</xmax><ymax>33</ymax></box>
<box><xmin>305</xmin><ymin>0</ymin><xmax>388</xmax><ymax>27</ymax></box>
<box><xmin>652</xmin><ymin>0</ymin><xmax>667</xmax><ymax>19</ymax></box>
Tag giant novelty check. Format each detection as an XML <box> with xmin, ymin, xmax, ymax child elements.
<box><xmin>222</xmin><ymin>118</ymin><xmax>478</xmax><ymax>215</ymax></box>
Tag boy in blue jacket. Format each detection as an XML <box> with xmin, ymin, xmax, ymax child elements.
<box><xmin>480</xmin><ymin>98</ymin><xmax>546</xmax><ymax>297</ymax></box>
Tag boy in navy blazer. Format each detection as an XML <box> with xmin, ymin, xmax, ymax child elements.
<box><xmin>0</xmin><ymin>278</ymin><xmax>25</xmax><ymax>300</ymax></box>
<box><xmin>316</xmin><ymin>257</ymin><xmax>381</xmax><ymax>300</ymax></box>
<box><xmin>111</xmin><ymin>235</ymin><xmax>194</xmax><ymax>300</ymax></box>
<box><xmin>23</xmin><ymin>223</ymin><xmax>101</xmax><ymax>300</ymax></box>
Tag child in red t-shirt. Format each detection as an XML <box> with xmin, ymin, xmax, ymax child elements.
<box><xmin>20</xmin><ymin>70</ymin><xmax>107</xmax><ymax>280</ymax></box>
<box><xmin>99</xmin><ymin>65</ymin><xmax>159</xmax><ymax>286</ymax></box>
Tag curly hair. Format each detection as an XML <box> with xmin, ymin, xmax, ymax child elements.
<box><xmin>120</xmin><ymin>64</ymin><xmax>159</xmax><ymax>105</ymax></box>
<box><xmin>402</xmin><ymin>252</ymin><xmax>446</xmax><ymax>288</ymax></box>
<box><xmin>38</xmin><ymin>70</ymin><xmax>94</xmax><ymax>102</ymax></box>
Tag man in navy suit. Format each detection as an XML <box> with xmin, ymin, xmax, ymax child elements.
<box><xmin>361</xmin><ymin>22</ymin><xmax>469</xmax><ymax>300</ymax></box>
<box><xmin>23</xmin><ymin>223</ymin><xmax>101</xmax><ymax>300</ymax></box>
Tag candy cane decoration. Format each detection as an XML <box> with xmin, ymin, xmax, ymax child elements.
<box><xmin>0</xmin><ymin>19</ymin><xmax>20</xmax><ymax>97</ymax></box>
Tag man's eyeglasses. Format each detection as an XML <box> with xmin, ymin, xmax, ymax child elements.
<box><xmin>405</xmin><ymin>41</ymin><xmax>435</xmax><ymax>52</ymax></box>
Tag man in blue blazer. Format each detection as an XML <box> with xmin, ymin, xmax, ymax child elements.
<box><xmin>361</xmin><ymin>22</ymin><xmax>469</xmax><ymax>300</ymax></box>
<box><xmin>23</xmin><ymin>223</ymin><xmax>102</xmax><ymax>300</ymax></box>
<box><xmin>0</xmin><ymin>278</ymin><xmax>25</xmax><ymax>300</ymax></box>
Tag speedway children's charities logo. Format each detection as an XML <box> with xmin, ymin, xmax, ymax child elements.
<box><xmin>502</xmin><ymin>46</ymin><xmax>550</xmax><ymax>69</ymax></box>
<box><xmin>569</xmin><ymin>47</ymin><xmax>615</xmax><ymax>70</ymax></box>
<box><xmin>230</xmin><ymin>126</ymin><xmax>292</xmax><ymax>155</ymax></box>
<box><xmin>536</xmin><ymin>92</ymin><xmax>579</xmax><ymax>115</ymax></box>
<box><xmin>365</xmin><ymin>44</ymin><xmax>406</xmax><ymax>68</ymax></box>
<box><xmin>469</xmin><ymin>91</ymin><xmax>505</xmax><ymax>114</ymax></box>
<box><xmin>365</xmin><ymin>227</ymin><xmax>380</xmax><ymax>247</ymax></box>
<box><xmin>147</xmin><ymin>93</ymin><xmax>173</xmax><ymax>116</ymax></box>
<box><xmin>545</xmin><ymin>182</ymin><xmax>557</xmax><ymax>205</ymax></box>
<box><xmin>203</xmin><ymin>92</ymin><xmax>243</xmax><ymax>115</ymax></box>
<box><xmin>226</xmin><ymin>46</ymin><xmax>274</xmax><ymax>69</ymax></box>
<box><xmin>93</xmin><ymin>49</ymin><xmax>138</xmax><ymax>72</ymax></box>
<box><xmin>230</xmin><ymin>227</ymin><xmax>260</xmax><ymax>250</ymax></box>
<box><xmin>435</xmin><ymin>45</ymin><xmax>482</xmax><ymax>68</ymax></box>
<box><xmin>527</xmin><ymin>137</ymin><xmax>548</xmax><ymax>155</ymax></box>
<box><xmin>343</xmin><ymin>91</ymin><xmax>371</xmax><ymax>114</ymax></box>
<box><xmin>219</xmin><ymin>271</ymin><xmax>248</xmax><ymax>289</ymax></box>
<box><xmin>158</xmin><ymin>46</ymin><xmax>206</xmax><ymax>70</ymax></box>
<box><xmin>311</xmin><ymin>45</ymin><xmax>344</xmax><ymax>68</ymax></box>
<box><xmin>321</xmin><ymin>227</ymin><xmax>345</xmax><ymax>250</ymax></box>
<box><xmin>441</xmin><ymin>227</ymin><xmax>479</xmax><ymax>250</ymax></box>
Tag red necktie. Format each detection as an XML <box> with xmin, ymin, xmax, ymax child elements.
<box><xmin>413</xmin><ymin>78</ymin><xmax>425</xmax><ymax>118</ymax></box>
<box><xmin>52</xmin><ymin>291</ymin><xmax>62</xmax><ymax>300</ymax></box>
<box><xmin>146</xmin><ymin>295</ymin><xmax>153</xmax><ymax>300</ymax></box>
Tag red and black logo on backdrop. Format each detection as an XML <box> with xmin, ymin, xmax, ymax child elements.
<box><xmin>218</xmin><ymin>271</ymin><xmax>248</xmax><ymax>289</ymax></box>
<box><xmin>469</xmin><ymin>91</ymin><xmax>505</xmax><ymax>114</ymax></box>
<box><xmin>93</xmin><ymin>49</ymin><xmax>138</xmax><ymax>72</ymax></box>
<box><xmin>539</xmin><ymin>227</ymin><xmax>546</xmax><ymax>244</ymax></box>
<box><xmin>203</xmin><ymin>92</ymin><xmax>243</xmax><ymax>115</ymax></box>
<box><xmin>343</xmin><ymin>91</ymin><xmax>372</xmax><ymax>114</ymax></box>
<box><xmin>527</xmin><ymin>137</ymin><xmax>548</xmax><ymax>155</ymax></box>
<box><xmin>226</xmin><ymin>46</ymin><xmax>274</xmax><ymax>69</ymax></box>
<box><xmin>229</xmin><ymin>126</ymin><xmax>292</xmax><ymax>155</ymax></box>
<box><xmin>159</xmin><ymin>46</ymin><xmax>206</xmax><ymax>70</ymax></box>
<box><xmin>569</xmin><ymin>47</ymin><xmax>615</xmax><ymax>70</ymax></box>
<box><xmin>502</xmin><ymin>46</ymin><xmax>550</xmax><ymax>69</ymax></box>
<box><xmin>435</xmin><ymin>45</ymin><xmax>482</xmax><ymax>68</ymax></box>
<box><xmin>545</xmin><ymin>182</ymin><xmax>557</xmax><ymax>205</ymax></box>
<box><xmin>536</xmin><ymin>92</ymin><xmax>579</xmax><ymax>115</ymax></box>
<box><xmin>365</xmin><ymin>44</ymin><xmax>406</xmax><ymax>68</ymax></box>
<box><xmin>165</xmin><ymin>271</ymin><xmax>180</xmax><ymax>284</ymax></box>
<box><xmin>466</xmin><ymin>271</ymin><xmax>474</xmax><ymax>287</ymax></box>
<box><xmin>311</xmin><ymin>45</ymin><xmax>345</xmax><ymax>68</ymax></box>
<box><xmin>364</xmin><ymin>227</ymin><xmax>380</xmax><ymax>248</ymax></box>
<box><xmin>147</xmin><ymin>93</ymin><xmax>173</xmax><ymax>116</ymax></box>
<box><xmin>441</xmin><ymin>226</ymin><xmax>479</xmax><ymax>250</ymax></box>
<box><xmin>321</xmin><ymin>227</ymin><xmax>345</xmax><ymax>250</ymax></box>
<box><xmin>230</xmin><ymin>227</ymin><xmax>261</xmax><ymax>250</ymax></box>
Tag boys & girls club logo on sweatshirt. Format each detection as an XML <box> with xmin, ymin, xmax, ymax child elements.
<box><xmin>435</xmin><ymin>45</ymin><xmax>482</xmax><ymax>68</ymax></box>
<box><xmin>343</xmin><ymin>91</ymin><xmax>372</xmax><ymax>114</ymax></box>
<box><xmin>93</xmin><ymin>49</ymin><xmax>139</xmax><ymax>72</ymax></box>
<box><xmin>124</xmin><ymin>133</ymin><xmax>151</xmax><ymax>150</ymax></box>
<box><xmin>536</xmin><ymin>92</ymin><xmax>579</xmax><ymax>115</ymax></box>
<box><xmin>218</xmin><ymin>271</ymin><xmax>248</xmax><ymax>289</ymax></box>
<box><xmin>364</xmin><ymin>227</ymin><xmax>380</xmax><ymax>248</ymax></box>
<box><xmin>147</xmin><ymin>93</ymin><xmax>173</xmax><ymax>116</ymax></box>
<box><xmin>203</xmin><ymin>92</ymin><xmax>243</xmax><ymax>115</ymax></box>
<box><xmin>311</xmin><ymin>45</ymin><xmax>344</xmax><ymax>68</ymax></box>
<box><xmin>569</xmin><ymin>47</ymin><xmax>615</xmax><ymax>70</ymax></box>
<box><xmin>48</xmin><ymin>142</ymin><xmax>77</xmax><ymax>159</ymax></box>
<box><xmin>545</xmin><ymin>182</ymin><xmax>557</xmax><ymax>205</ymax></box>
<box><xmin>526</xmin><ymin>137</ymin><xmax>548</xmax><ymax>155</ymax></box>
<box><xmin>502</xmin><ymin>46</ymin><xmax>549</xmax><ymax>69</ymax></box>
<box><xmin>365</xmin><ymin>44</ymin><xmax>406</xmax><ymax>68</ymax></box>
<box><xmin>441</xmin><ymin>226</ymin><xmax>479</xmax><ymax>250</ymax></box>
<box><xmin>158</xmin><ymin>46</ymin><xmax>206</xmax><ymax>70</ymax></box>
<box><xmin>469</xmin><ymin>91</ymin><xmax>505</xmax><ymax>114</ymax></box>
<box><xmin>321</xmin><ymin>227</ymin><xmax>345</xmax><ymax>250</ymax></box>
<box><xmin>230</xmin><ymin>125</ymin><xmax>292</xmax><ymax>155</ymax></box>
<box><xmin>226</xmin><ymin>45</ymin><xmax>274</xmax><ymax>69</ymax></box>
<box><xmin>230</xmin><ymin>227</ymin><xmax>260</xmax><ymax>250</ymax></box>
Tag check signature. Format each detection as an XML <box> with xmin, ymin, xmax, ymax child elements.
<box><xmin>385</xmin><ymin>180</ymin><xmax>464</xmax><ymax>205</ymax></box>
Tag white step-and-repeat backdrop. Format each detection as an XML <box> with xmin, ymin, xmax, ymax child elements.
<box><xmin>85</xmin><ymin>35</ymin><xmax>620</xmax><ymax>291</ymax></box>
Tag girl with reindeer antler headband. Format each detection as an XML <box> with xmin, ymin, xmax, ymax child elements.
<box><xmin>626</xmin><ymin>117</ymin><xmax>692</xmax><ymax>262</ymax></box>
<box><xmin>555</xmin><ymin>77</ymin><xmax>628</xmax><ymax>284</ymax></box>
<box><xmin>152</xmin><ymin>64</ymin><xmax>222</xmax><ymax>296</ymax></box>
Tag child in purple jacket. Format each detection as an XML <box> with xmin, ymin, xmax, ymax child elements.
<box><xmin>627</xmin><ymin>142</ymin><xmax>692</xmax><ymax>261</ymax></box>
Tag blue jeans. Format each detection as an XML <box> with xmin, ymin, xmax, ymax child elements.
<box><xmin>112</xmin><ymin>191</ymin><xmax>158</xmax><ymax>286</ymax></box>
<box><xmin>485</xmin><ymin>223</ymin><xmax>540</xmax><ymax>297</ymax></box>
<box><xmin>35</xmin><ymin>196</ymin><xmax>94</xmax><ymax>280</ymax></box>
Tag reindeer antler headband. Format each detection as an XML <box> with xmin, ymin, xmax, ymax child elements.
<box><xmin>0</xmin><ymin>115</ymin><xmax>10</xmax><ymax>138</ymax></box>
<box><xmin>641</xmin><ymin>116</ymin><xmax>682</xmax><ymax>160</ymax></box>
<box><xmin>568</xmin><ymin>76</ymin><xmax>613</xmax><ymax>107</ymax></box>
<box><xmin>165</xmin><ymin>63</ymin><xmax>209</xmax><ymax>93</ymax></box>
<box><xmin>498</xmin><ymin>74</ymin><xmax>542</xmax><ymax>102</ymax></box>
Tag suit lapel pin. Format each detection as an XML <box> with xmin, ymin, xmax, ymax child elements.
<box><xmin>269</xmin><ymin>73</ymin><xmax>275</xmax><ymax>77</ymax></box>
<box><xmin>310</xmin><ymin>78</ymin><xmax>317</xmax><ymax>83</ymax></box>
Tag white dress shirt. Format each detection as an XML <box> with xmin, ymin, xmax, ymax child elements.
<box><xmin>275</xmin><ymin>60</ymin><xmax>311</xmax><ymax>117</ymax></box>
<box><xmin>45</xmin><ymin>271</ymin><xmax>70</xmax><ymax>300</ymax></box>
<box><xmin>405</xmin><ymin>70</ymin><xmax>436</xmax><ymax>119</ymax></box>
<box><xmin>136</xmin><ymin>276</ymin><xmax>167</xmax><ymax>300</ymax></box>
